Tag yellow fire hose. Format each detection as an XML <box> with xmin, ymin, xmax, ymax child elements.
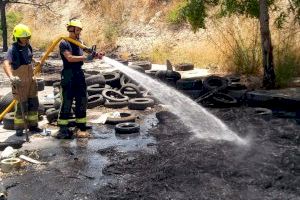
<box><xmin>0</xmin><ymin>37</ymin><xmax>91</xmax><ymax>121</ymax></box>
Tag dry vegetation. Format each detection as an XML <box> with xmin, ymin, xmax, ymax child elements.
<box><xmin>4</xmin><ymin>0</ymin><xmax>300</xmax><ymax>86</ymax></box>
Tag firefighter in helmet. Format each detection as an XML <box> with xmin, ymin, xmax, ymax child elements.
<box><xmin>3</xmin><ymin>23</ymin><xmax>42</xmax><ymax>136</ymax></box>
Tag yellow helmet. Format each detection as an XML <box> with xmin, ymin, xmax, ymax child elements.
<box><xmin>66</xmin><ymin>19</ymin><xmax>83</xmax><ymax>29</ymax></box>
<box><xmin>13</xmin><ymin>24</ymin><xmax>31</xmax><ymax>41</ymax></box>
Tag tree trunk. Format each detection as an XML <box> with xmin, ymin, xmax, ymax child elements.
<box><xmin>0</xmin><ymin>0</ymin><xmax>8</xmax><ymax>52</ymax></box>
<box><xmin>259</xmin><ymin>0</ymin><xmax>276</xmax><ymax>89</ymax></box>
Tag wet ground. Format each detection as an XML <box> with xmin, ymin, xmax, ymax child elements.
<box><xmin>1</xmin><ymin>105</ymin><xmax>299</xmax><ymax>200</ymax></box>
<box><xmin>0</xmin><ymin>57</ymin><xmax>299</xmax><ymax>199</ymax></box>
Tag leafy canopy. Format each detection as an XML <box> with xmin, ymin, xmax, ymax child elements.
<box><xmin>181</xmin><ymin>0</ymin><xmax>300</xmax><ymax>31</ymax></box>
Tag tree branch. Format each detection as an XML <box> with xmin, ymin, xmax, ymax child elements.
<box><xmin>8</xmin><ymin>0</ymin><xmax>56</xmax><ymax>12</ymax></box>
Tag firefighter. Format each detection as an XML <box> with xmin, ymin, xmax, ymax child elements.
<box><xmin>3</xmin><ymin>24</ymin><xmax>42</xmax><ymax>136</ymax></box>
<box><xmin>56</xmin><ymin>18</ymin><xmax>103</xmax><ymax>139</ymax></box>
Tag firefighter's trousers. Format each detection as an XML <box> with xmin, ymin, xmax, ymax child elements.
<box><xmin>57</xmin><ymin>68</ymin><xmax>87</xmax><ymax>127</ymax></box>
<box><xmin>12</xmin><ymin>64</ymin><xmax>39</xmax><ymax>130</ymax></box>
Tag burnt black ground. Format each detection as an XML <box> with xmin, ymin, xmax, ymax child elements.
<box><xmin>2</xmin><ymin>107</ymin><xmax>300</xmax><ymax>200</ymax></box>
<box><xmin>96</xmin><ymin>107</ymin><xmax>300</xmax><ymax>200</ymax></box>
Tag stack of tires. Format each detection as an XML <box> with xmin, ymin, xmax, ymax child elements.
<box><xmin>86</xmin><ymin>73</ymin><xmax>107</xmax><ymax>109</ymax></box>
<box><xmin>119</xmin><ymin>73</ymin><xmax>155</xmax><ymax>110</ymax></box>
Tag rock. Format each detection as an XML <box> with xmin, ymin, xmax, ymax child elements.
<box><xmin>0</xmin><ymin>146</ymin><xmax>17</xmax><ymax>159</ymax></box>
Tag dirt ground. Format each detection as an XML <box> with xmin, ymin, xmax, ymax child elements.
<box><xmin>1</xmin><ymin>105</ymin><xmax>299</xmax><ymax>200</ymax></box>
<box><xmin>0</xmin><ymin>55</ymin><xmax>299</xmax><ymax>199</ymax></box>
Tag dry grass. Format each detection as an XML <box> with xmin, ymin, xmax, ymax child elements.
<box><xmin>144</xmin><ymin>39</ymin><xmax>222</xmax><ymax>68</ymax></box>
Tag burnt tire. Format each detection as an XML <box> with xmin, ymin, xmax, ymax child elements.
<box><xmin>53</xmin><ymin>87</ymin><xmax>60</xmax><ymax>96</ymax></box>
<box><xmin>87</xmin><ymin>94</ymin><xmax>105</xmax><ymax>109</ymax></box>
<box><xmin>128</xmin><ymin>98</ymin><xmax>154</xmax><ymax>110</ymax></box>
<box><xmin>44</xmin><ymin>77</ymin><xmax>60</xmax><ymax>86</ymax></box>
<box><xmin>43</xmin><ymin>102</ymin><xmax>55</xmax><ymax>111</ymax></box>
<box><xmin>102</xmin><ymin>89</ymin><xmax>129</xmax><ymax>102</ymax></box>
<box><xmin>225</xmin><ymin>75</ymin><xmax>241</xmax><ymax>83</ymax></box>
<box><xmin>36</xmin><ymin>78</ymin><xmax>45</xmax><ymax>91</ymax></box>
<box><xmin>103</xmin><ymin>72</ymin><xmax>121</xmax><ymax>88</ymax></box>
<box><xmin>115</xmin><ymin>122</ymin><xmax>140</xmax><ymax>134</ymax></box>
<box><xmin>155</xmin><ymin>70</ymin><xmax>181</xmax><ymax>87</ymax></box>
<box><xmin>38</xmin><ymin>103</ymin><xmax>45</xmax><ymax>115</ymax></box>
<box><xmin>174</xmin><ymin>63</ymin><xmax>194</xmax><ymax>71</ymax></box>
<box><xmin>3</xmin><ymin>112</ymin><xmax>15</xmax><ymax>130</ymax></box>
<box><xmin>179</xmin><ymin>90</ymin><xmax>202</xmax><ymax>99</ymax></box>
<box><xmin>211</xmin><ymin>93</ymin><xmax>237</xmax><ymax>107</ymax></box>
<box><xmin>53</xmin><ymin>98</ymin><xmax>61</xmax><ymax>110</ymax></box>
<box><xmin>85</xmin><ymin>74</ymin><xmax>106</xmax><ymax>86</ymax></box>
<box><xmin>87</xmin><ymin>84</ymin><xmax>110</xmax><ymax>95</ymax></box>
<box><xmin>46</xmin><ymin>108</ymin><xmax>59</xmax><ymax>123</ymax></box>
<box><xmin>52</xmin><ymin>81</ymin><xmax>61</xmax><ymax>88</ymax></box>
<box><xmin>106</xmin><ymin>111</ymin><xmax>136</xmax><ymax>124</ymax></box>
<box><xmin>120</xmin><ymin>74</ymin><xmax>133</xmax><ymax>86</ymax></box>
<box><xmin>84</xmin><ymin>70</ymin><xmax>99</xmax><ymax>76</ymax></box>
<box><xmin>203</xmin><ymin>76</ymin><xmax>228</xmax><ymax>91</ymax></box>
<box><xmin>145</xmin><ymin>70</ymin><xmax>158</xmax><ymax>78</ymax></box>
<box><xmin>104</xmin><ymin>100</ymin><xmax>128</xmax><ymax>109</ymax></box>
<box><xmin>176</xmin><ymin>78</ymin><xmax>203</xmax><ymax>90</ymax></box>
<box><xmin>0</xmin><ymin>92</ymin><xmax>14</xmax><ymax>117</ymax></box>
<box><xmin>120</xmin><ymin>83</ymin><xmax>142</xmax><ymax>98</ymax></box>
<box><xmin>227</xmin><ymin>83</ymin><xmax>247</xmax><ymax>90</ymax></box>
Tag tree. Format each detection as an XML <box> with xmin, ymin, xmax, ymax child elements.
<box><xmin>182</xmin><ymin>0</ymin><xmax>300</xmax><ymax>88</ymax></box>
<box><xmin>0</xmin><ymin>0</ymin><xmax>54</xmax><ymax>52</ymax></box>
<box><xmin>0</xmin><ymin>0</ymin><xmax>8</xmax><ymax>52</ymax></box>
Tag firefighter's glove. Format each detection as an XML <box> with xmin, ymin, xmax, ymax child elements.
<box><xmin>9</xmin><ymin>76</ymin><xmax>21</xmax><ymax>86</ymax></box>
<box><xmin>33</xmin><ymin>61</ymin><xmax>41</xmax><ymax>70</ymax></box>
<box><xmin>34</xmin><ymin>61</ymin><xmax>41</xmax><ymax>67</ymax></box>
<box><xmin>96</xmin><ymin>52</ymin><xmax>105</xmax><ymax>59</ymax></box>
<box><xmin>86</xmin><ymin>52</ymin><xmax>96</xmax><ymax>61</ymax></box>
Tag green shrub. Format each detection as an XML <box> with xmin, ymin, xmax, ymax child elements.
<box><xmin>223</xmin><ymin>31</ymin><xmax>261</xmax><ymax>75</ymax></box>
<box><xmin>0</xmin><ymin>11</ymin><xmax>23</xmax><ymax>37</ymax></box>
<box><xmin>228</xmin><ymin>42</ymin><xmax>261</xmax><ymax>75</ymax></box>
<box><xmin>166</xmin><ymin>3</ymin><xmax>186</xmax><ymax>26</ymax></box>
<box><xmin>275</xmin><ymin>47</ymin><xmax>300</xmax><ymax>87</ymax></box>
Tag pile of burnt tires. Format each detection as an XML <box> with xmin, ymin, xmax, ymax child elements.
<box><xmin>177</xmin><ymin>75</ymin><xmax>247</xmax><ymax>108</ymax></box>
<box><xmin>145</xmin><ymin>62</ymin><xmax>246</xmax><ymax>108</ymax></box>
<box><xmin>42</xmin><ymin>68</ymin><xmax>155</xmax><ymax>125</ymax></box>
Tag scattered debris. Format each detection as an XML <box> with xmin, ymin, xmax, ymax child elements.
<box><xmin>1</xmin><ymin>158</ymin><xmax>21</xmax><ymax>173</ymax></box>
<box><xmin>19</xmin><ymin>155</ymin><xmax>44</xmax><ymax>165</ymax></box>
<box><xmin>0</xmin><ymin>146</ymin><xmax>17</xmax><ymax>159</ymax></box>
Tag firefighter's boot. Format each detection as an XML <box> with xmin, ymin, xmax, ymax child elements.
<box><xmin>56</xmin><ymin>126</ymin><xmax>73</xmax><ymax>139</ymax></box>
<box><xmin>16</xmin><ymin>129</ymin><xmax>24</xmax><ymax>137</ymax></box>
<box><xmin>29</xmin><ymin>126</ymin><xmax>43</xmax><ymax>133</ymax></box>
